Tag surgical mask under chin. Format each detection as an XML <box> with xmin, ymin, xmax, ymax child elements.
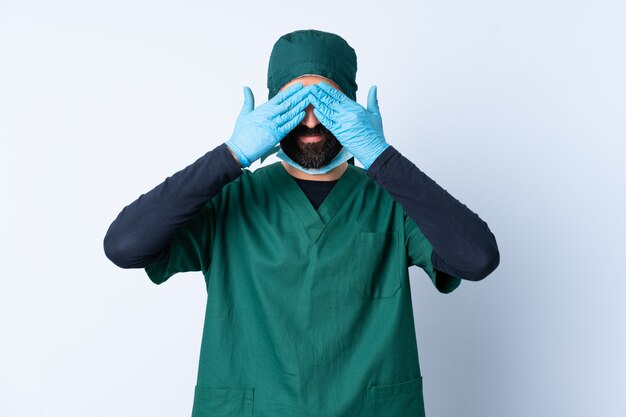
<box><xmin>276</xmin><ymin>146</ymin><xmax>353</xmax><ymax>175</ymax></box>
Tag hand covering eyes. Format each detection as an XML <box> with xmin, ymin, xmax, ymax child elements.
<box><xmin>307</xmin><ymin>82</ymin><xmax>389</xmax><ymax>170</ymax></box>
<box><xmin>226</xmin><ymin>82</ymin><xmax>315</xmax><ymax>168</ymax></box>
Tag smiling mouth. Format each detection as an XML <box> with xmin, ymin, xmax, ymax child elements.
<box><xmin>298</xmin><ymin>134</ymin><xmax>325</xmax><ymax>143</ymax></box>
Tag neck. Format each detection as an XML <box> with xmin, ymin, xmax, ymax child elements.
<box><xmin>280</xmin><ymin>161</ymin><xmax>348</xmax><ymax>181</ymax></box>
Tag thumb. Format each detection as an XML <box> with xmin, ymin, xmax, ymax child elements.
<box><xmin>240</xmin><ymin>86</ymin><xmax>255</xmax><ymax>115</ymax></box>
<box><xmin>367</xmin><ymin>85</ymin><xmax>380</xmax><ymax>117</ymax></box>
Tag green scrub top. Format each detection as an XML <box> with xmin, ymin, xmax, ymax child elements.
<box><xmin>145</xmin><ymin>161</ymin><xmax>461</xmax><ymax>417</ymax></box>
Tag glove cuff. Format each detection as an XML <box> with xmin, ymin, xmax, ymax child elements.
<box><xmin>362</xmin><ymin>141</ymin><xmax>390</xmax><ymax>170</ymax></box>
<box><xmin>225</xmin><ymin>141</ymin><xmax>251</xmax><ymax>168</ymax></box>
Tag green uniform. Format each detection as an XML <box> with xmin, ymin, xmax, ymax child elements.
<box><xmin>145</xmin><ymin>162</ymin><xmax>461</xmax><ymax>417</ymax></box>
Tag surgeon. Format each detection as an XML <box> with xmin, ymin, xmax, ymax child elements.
<box><xmin>104</xmin><ymin>29</ymin><xmax>500</xmax><ymax>417</ymax></box>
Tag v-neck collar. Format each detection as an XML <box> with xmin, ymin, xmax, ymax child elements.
<box><xmin>266</xmin><ymin>162</ymin><xmax>362</xmax><ymax>243</ymax></box>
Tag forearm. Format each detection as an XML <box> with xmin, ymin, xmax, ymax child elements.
<box><xmin>103</xmin><ymin>142</ymin><xmax>242</xmax><ymax>269</ymax></box>
<box><xmin>367</xmin><ymin>145</ymin><xmax>500</xmax><ymax>281</ymax></box>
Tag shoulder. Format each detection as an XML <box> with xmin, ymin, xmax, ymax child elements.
<box><xmin>349</xmin><ymin>164</ymin><xmax>394</xmax><ymax>199</ymax></box>
<box><xmin>208</xmin><ymin>162</ymin><xmax>278</xmax><ymax>209</ymax></box>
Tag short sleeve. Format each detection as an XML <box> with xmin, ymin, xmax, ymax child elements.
<box><xmin>144</xmin><ymin>201</ymin><xmax>216</xmax><ymax>285</ymax></box>
<box><xmin>404</xmin><ymin>211</ymin><xmax>461</xmax><ymax>294</ymax></box>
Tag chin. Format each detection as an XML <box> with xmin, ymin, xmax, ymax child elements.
<box><xmin>280</xmin><ymin>133</ymin><xmax>343</xmax><ymax>169</ymax></box>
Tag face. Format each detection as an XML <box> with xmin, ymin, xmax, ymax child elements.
<box><xmin>278</xmin><ymin>75</ymin><xmax>344</xmax><ymax>170</ymax></box>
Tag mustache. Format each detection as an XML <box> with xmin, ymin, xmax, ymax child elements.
<box><xmin>290</xmin><ymin>123</ymin><xmax>329</xmax><ymax>137</ymax></box>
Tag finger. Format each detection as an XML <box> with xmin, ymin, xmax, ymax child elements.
<box><xmin>274</xmin><ymin>94</ymin><xmax>312</xmax><ymax>126</ymax></box>
<box><xmin>278</xmin><ymin>110</ymin><xmax>307</xmax><ymax>136</ymax></box>
<box><xmin>272</xmin><ymin>82</ymin><xmax>304</xmax><ymax>105</ymax></box>
<box><xmin>308</xmin><ymin>93</ymin><xmax>338</xmax><ymax>120</ymax></box>
<box><xmin>367</xmin><ymin>85</ymin><xmax>380</xmax><ymax>117</ymax></box>
<box><xmin>316</xmin><ymin>81</ymin><xmax>348</xmax><ymax>103</ymax></box>
<box><xmin>309</xmin><ymin>84</ymin><xmax>344</xmax><ymax>110</ymax></box>
<box><xmin>313</xmin><ymin>107</ymin><xmax>337</xmax><ymax>131</ymax></box>
<box><xmin>273</xmin><ymin>84</ymin><xmax>315</xmax><ymax>116</ymax></box>
<box><xmin>240</xmin><ymin>86</ymin><xmax>254</xmax><ymax>115</ymax></box>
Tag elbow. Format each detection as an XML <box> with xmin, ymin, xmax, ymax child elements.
<box><xmin>432</xmin><ymin>239</ymin><xmax>500</xmax><ymax>282</ymax></box>
<box><xmin>103</xmin><ymin>233</ymin><xmax>123</xmax><ymax>268</ymax></box>
<box><xmin>103</xmin><ymin>229</ymin><xmax>134</xmax><ymax>269</ymax></box>
<box><xmin>103</xmin><ymin>227</ymin><xmax>167</xmax><ymax>269</ymax></box>
<box><xmin>468</xmin><ymin>239</ymin><xmax>500</xmax><ymax>281</ymax></box>
<box><xmin>476</xmin><ymin>247</ymin><xmax>500</xmax><ymax>280</ymax></box>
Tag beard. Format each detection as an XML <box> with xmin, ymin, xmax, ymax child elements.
<box><xmin>279</xmin><ymin>123</ymin><xmax>344</xmax><ymax>169</ymax></box>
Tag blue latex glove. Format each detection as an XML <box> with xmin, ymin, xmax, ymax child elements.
<box><xmin>226</xmin><ymin>82</ymin><xmax>314</xmax><ymax>168</ymax></box>
<box><xmin>308</xmin><ymin>82</ymin><xmax>389</xmax><ymax>170</ymax></box>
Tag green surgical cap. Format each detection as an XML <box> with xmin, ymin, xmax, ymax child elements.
<box><xmin>267</xmin><ymin>29</ymin><xmax>358</xmax><ymax>101</ymax></box>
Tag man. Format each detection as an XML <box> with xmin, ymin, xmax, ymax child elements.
<box><xmin>104</xmin><ymin>29</ymin><xmax>499</xmax><ymax>417</ymax></box>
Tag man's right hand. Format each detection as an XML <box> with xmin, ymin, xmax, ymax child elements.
<box><xmin>225</xmin><ymin>82</ymin><xmax>314</xmax><ymax>168</ymax></box>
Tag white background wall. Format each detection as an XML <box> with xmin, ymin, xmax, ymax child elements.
<box><xmin>1</xmin><ymin>0</ymin><xmax>624</xmax><ymax>416</ymax></box>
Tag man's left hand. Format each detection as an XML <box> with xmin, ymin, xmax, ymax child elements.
<box><xmin>309</xmin><ymin>81</ymin><xmax>389</xmax><ymax>170</ymax></box>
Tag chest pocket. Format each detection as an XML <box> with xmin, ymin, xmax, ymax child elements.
<box><xmin>356</xmin><ymin>231</ymin><xmax>403</xmax><ymax>298</ymax></box>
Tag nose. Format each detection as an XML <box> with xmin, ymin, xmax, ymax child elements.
<box><xmin>301</xmin><ymin>103</ymin><xmax>319</xmax><ymax>128</ymax></box>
